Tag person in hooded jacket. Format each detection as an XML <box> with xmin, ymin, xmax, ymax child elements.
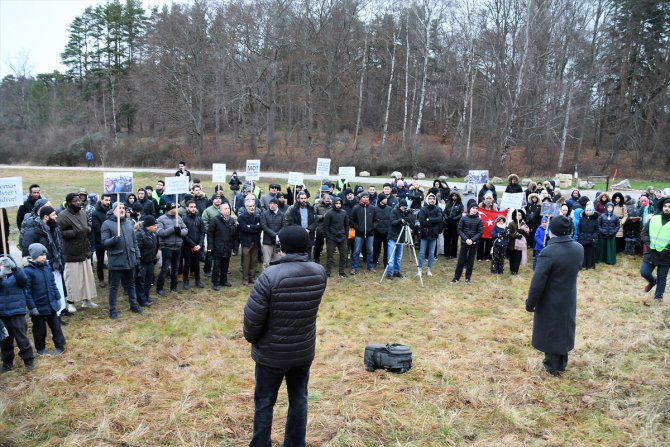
<box><xmin>452</xmin><ymin>200</ymin><xmax>483</xmax><ymax>284</ymax></box>
<box><xmin>524</xmin><ymin>181</ymin><xmax>538</xmax><ymax>202</ymax></box>
<box><xmin>611</xmin><ymin>192</ymin><xmax>628</xmax><ymax>253</ymax></box>
<box><xmin>416</xmin><ymin>193</ymin><xmax>443</xmax><ymax>276</ymax></box>
<box><xmin>136</xmin><ymin>188</ymin><xmax>156</xmax><ymax>218</ymax></box>
<box><xmin>505</xmin><ymin>174</ymin><xmax>523</xmax><ymax>193</ymax></box>
<box><xmin>508</xmin><ymin>209</ymin><xmax>530</xmax><ymax>274</ymax></box>
<box><xmin>577</xmin><ymin>204</ymin><xmax>599</xmax><ymax>269</ymax></box>
<box><xmin>324</xmin><ymin>197</ymin><xmax>350</xmax><ymax>278</ymax></box>
<box><xmin>408</xmin><ymin>178</ymin><xmax>425</xmax><ymax>211</ymax></box>
<box><xmin>443</xmin><ymin>191</ymin><xmax>463</xmax><ymax>258</ymax></box>
<box><xmin>565</xmin><ymin>189</ymin><xmax>581</xmax><ymax>211</ymax></box>
<box><xmin>491</xmin><ymin>215</ymin><xmax>510</xmax><ymax>274</ymax></box>
<box><xmin>0</xmin><ymin>256</ymin><xmax>33</xmax><ymax>372</ymax></box>
<box><xmin>135</xmin><ymin>216</ymin><xmax>158</xmax><ymax>305</ymax></box>
<box><xmin>478</xmin><ymin>182</ymin><xmax>498</xmax><ymax>204</ymax></box>
<box><xmin>594</xmin><ymin>192</ymin><xmax>610</xmax><ymax>215</ymax></box>
<box><xmin>385</xmin><ymin>199</ymin><xmax>414</xmax><ymax>279</ymax></box>
<box><xmin>525</xmin><ymin>192</ymin><xmax>542</xmax><ymax>246</ymax></box>
<box><xmin>18</xmin><ymin>197</ymin><xmax>50</xmax><ymax>252</ymax></box>
<box><xmin>92</xmin><ymin>194</ymin><xmax>112</xmax><ymax>288</ymax></box>
<box><xmin>596</xmin><ymin>202</ymin><xmax>619</xmax><ymax>265</ymax></box>
<box><xmin>156</xmin><ymin>202</ymin><xmax>188</xmax><ymax>295</ymax></box>
<box><xmin>350</xmin><ymin>192</ymin><xmax>376</xmax><ymax>274</ymax></box>
<box><xmin>640</xmin><ymin>198</ymin><xmax>670</xmax><ymax>304</ymax></box>
<box><xmin>23</xmin><ymin>243</ymin><xmax>66</xmax><ymax>356</ymax></box>
<box><xmin>372</xmin><ymin>193</ymin><xmax>391</xmax><ymax>269</ymax></box>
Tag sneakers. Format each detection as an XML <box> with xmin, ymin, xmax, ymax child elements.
<box><xmin>195</xmin><ymin>281</ymin><xmax>205</xmax><ymax>289</ymax></box>
<box><xmin>465</xmin><ymin>278</ymin><xmax>471</xmax><ymax>284</ymax></box>
<box><xmin>223</xmin><ymin>281</ymin><xmax>232</xmax><ymax>287</ymax></box>
<box><xmin>393</xmin><ymin>272</ymin><xmax>403</xmax><ymax>278</ymax></box>
<box><xmin>98</xmin><ymin>281</ymin><xmax>106</xmax><ymax>288</ymax></box>
<box><xmin>81</xmin><ymin>299</ymin><xmax>98</xmax><ymax>309</ymax></box>
<box><xmin>109</xmin><ymin>311</ymin><xmax>118</xmax><ymax>320</ymax></box>
<box><xmin>212</xmin><ymin>286</ymin><xmax>221</xmax><ymax>291</ymax></box>
<box><xmin>37</xmin><ymin>349</ymin><xmax>50</xmax><ymax>357</ymax></box>
<box><xmin>644</xmin><ymin>282</ymin><xmax>655</xmax><ymax>293</ymax></box>
<box><xmin>450</xmin><ymin>278</ymin><xmax>459</xmax><ymax>284</ymax></box>
<box><xmin>157</xmin><ymin>290</ymin><xmax>167</xmax><ymax>297</ymax></box>
<box><xmin>242</xmin><ymin>280</ymin><xmax>249</xmax><ymax>286</ymax></box>
<box><xmin>385</xmin><ymin>274</ymin><xmax>393</xmax><ymax>280</ymax></box>
<box><xmin>130</xmin><ymin>307</ymin><xmax>143</xmax><ymax>314</ymax></box>
<box><xmin>182</xmin><ymin>282</ymin><xmax>191</xmax><ymax>290</ymax></box>
<box><xmin>339</xmin><ymin>271</ymin><xmax>348</xmax><ymax>278</ymax></box>
<box><xmin>66</xmin><ymin>302</ymin><xmax>77</xmax><ymax>313</ymax></box>
<box><xmin>426</xmin><ymin>269</ymin><xmax>433</xmax><ymax>276</ymax></box>
<box><xmin>350</xmin><ymin>269</ymin><xmax>358</xmax><ymax>275</ymax></box>
<box><xmin>51</xmin><ymin>347</ymin><xmax>65</xmax><ymax>356</ymax></box>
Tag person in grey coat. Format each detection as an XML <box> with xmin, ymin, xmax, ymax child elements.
<box><xmin>525</xmin><ymin>216</ymin><xmax>584</xmax><ymax>376</ymax></box>
<box><xmin>101</xmin><ymin>202</ymin><xmax>142</xmax><ymax>319</ymax></box>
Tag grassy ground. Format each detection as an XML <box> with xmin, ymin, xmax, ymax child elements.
<box><xmin>1</xmin><ymin>170</ymin><xmax>669</xmax><ymax>446</ymax></box>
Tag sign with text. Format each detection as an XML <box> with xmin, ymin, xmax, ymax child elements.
<box><xmin>338</xmin><ymin>166</ymin><xmax>356</xmax><ymax>181</ymax></box>
<box><xmin>212</xmin><ymin>163</ymin><xmax>227</xmax><ymax>183</ymax></box>
<box><xmin>468</xmin><ymin>170</ymin><xmax>489</xmax><ymax>185</ymax></box>
<box><xmin>499</xmin><ymin>192</ymin><xmax>524</xmax><ymax>211</ymax></box>
<box><xmin>315</xmin><ymin>158</ymin><xmax>331</xmax><ymax>177</ymax></box>
<box><xmin>103</xmin><ymin>172</ymin><xmax>133</xmax><ymax>195</ymax></box>
<box><xmin>0</xmin><ymin>177</ymin><xmax>23</xmax><ymax>208</ymax></box>
<box><xmin>245</xmin><ymin>159</ymin><xmax>261</xmax><ymax>181</ymax></box>
<box><xmin>288</xmin><ymin>172</ymin><xmax>304</xmax><ymax>186</ymax></box>
<box><xmin>541</xmin><ymin>202</ymin><xmax>561</xmax><ymax>217</ymax></box>
<box><xmin>164</xmin><ymin>176</ymin><xmax>190</xmax><ymax>195</ymax></box>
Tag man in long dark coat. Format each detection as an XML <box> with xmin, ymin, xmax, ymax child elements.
<box><xmin>525</xmin><ymin>215</ymin><xmax>584</xmax><ymax>376</ymax></box>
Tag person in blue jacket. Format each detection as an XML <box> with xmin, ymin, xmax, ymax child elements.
<box><xmin>0</xmin><ymin>256</ymin><xmax>34</xmax><ymax>372</ymax></box>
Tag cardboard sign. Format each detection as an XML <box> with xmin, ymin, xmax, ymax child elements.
<box><xmin>103</xmin><ymin>172</ymin><xmax>133</xmax><ymax>194</ymax></box>
<box><xmin>288</xmin><ymin>172</ymin><xmax>304</xmax><ymax>186</ymax></box>
<box><xmin>338</xmin><ymin>166</ymin><xmax>356</xmax><ymax>181</ymax></box>
<box><xmin>499</xmin><ymin>192</ymin><xmax>524</xmax><ymax>211</ymax></box>
<box><xmin>212</xmin><ymin>163</ymin><xmax>227</xmax><ymax>183</ymax></box>
<box><xmin>541</xmin><ymin>202</ymin><xmax>561</xmax><ymax>217</ymax></box>
<box><xmin>468</xmin><ymin>170</ymin><xmax>489</xmax><ymax>185</ymax></box>
<box><xmin>246</xmin><ymin>159</ymin><xmax>261</xmax><ymax>181</ymax></box>
<box><xmin>164</xmin><ymin>176</ymin><xmax>190</xmax><ymax>195</ymax></box>
<box><xmin>316</xmin><ymin>158</ymin><xmax>331</xmax><ymax>177</ymax></box>
<box><xmin>0</xmin><ymin>176</ymin><xmax>23</xmax><ymax>208</ymax></box>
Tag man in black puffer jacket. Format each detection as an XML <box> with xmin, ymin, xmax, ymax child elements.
<box><xmin>452</xmin><ymin>200</ymin><xmax>483</xmax><ymax>283</ymax></box>
<box><xmin>324</xmin><ymin>197</ymin><xmax>350</xmax><ymax>277</ymax></box>
<box><xmin>416</xmin><ymin>193</ymin><xmax>443</xmax><ymax>276</ymax></box>
<box><xmin>92</xmin><ymin>194</ymin><xmax>112</xmax><ymax>288</ymax></box>
<box><xmin>372</xmin><ymin>193</ymin><xmax>391</xmax><ymax>269</ymax></box>
<box><xmin>243</xmin><ymin>226</ymin><xmax>327</xmax><ymax>447</ymax></box>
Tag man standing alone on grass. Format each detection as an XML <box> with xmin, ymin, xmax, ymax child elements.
<box><xmin>525</xmin><ymin>216</ymin><xmax>583</xmax><ymax>377</ymax></box>
<box><xmin>243</xmin><ymin>226</ymin><xmax>327</xmax><ymax>447</ymax></box>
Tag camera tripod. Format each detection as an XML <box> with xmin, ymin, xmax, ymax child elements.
<box><xmin>379</xmin><ymin>222</ymin><xmax>424</xmax><ymax>288</ymax></box>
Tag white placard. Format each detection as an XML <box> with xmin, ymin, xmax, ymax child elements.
<box><xmin>338</xmin><ymin>166</ymin><xmax>356</xmax><ymax>181</ymax></box>
<box><xmin>288</xmin><ymin>172</ymin><xmax>304</xmax><ymax>186</ymax></box>
<box><xmin>315</xmin><ymin>158</ymin><xmax>331</xmax><ymax>177</ymax></box>
<box><xmin>246</xmin><ymin>159</ymin><xmax>261</xmax><ymax>181</ymax></box>
<box><xmin>0</xmin><ymin>176</ymin><xmax>23</xmax><ymax>208</ymax></box>
<box><xmin>468</xmin><ymin>170</ymin><xmax>489</xmax><ymax>184</ymax></box>
<box><xmin>164</xmin><ymin>176</ymin><xmax>190</xmax><ymax>195</ymax></box>
<box><xmin>103</xmin><ymin>172</ymin><xmax>134</xmax><ymax>194</ymax></box>
<box><xmin>499</xmin><ymin>192</ymin><xmax>524</xmax><ymax>211</ymax></box>
<box><xmin>212</xmin><ymin>163</ymin><xmax>227</xmax><ymax>183</ymax></box>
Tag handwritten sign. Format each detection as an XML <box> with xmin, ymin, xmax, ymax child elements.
<box><xmin>0</xmin><ymin>177</ymin><xmax>23</xmax><ymax>208</ymax></box>
<box><xmin>338</xmin><ymin>166</ymin><xmax>356</xmax><ymax>181</ymax></box>
<box><xmin>212</xmin><ymin>163</ymin><xmax>227</xmax><ymax>183</ymax></box>
<box><xmin>245</xmin><ymin>159</ymin><xmax>261</xmax><ymax>181</ymax></box>
<box><xmin>499</xmin><ymin>192</ymin><xmax>524</xmax><ymax>211</ymax></box>
<box><xmin>316</xmin><ymin>158</ymin><xmax>331</xmax><ymax>177</ymax></box>
<box><xmin>164</xmin><ymin>176</ymin><xmax>190</xmax><ymax>195</ymax></box>
<box><xmin>288</xmin><ymin>172</ymin><xmax>304</xmax><ymax>186</ymax></box>
<box><xmin>103</xmin><ymin>172</ymin><xmax>133</xmax><ymax>194</ymax></box>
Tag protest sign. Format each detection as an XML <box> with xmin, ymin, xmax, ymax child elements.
<box><xmin>103</xmin><ymin>172</ymin><xmax>133</xmax><ymax>194</ymax></box>
<box><xmin>212</xmin><ymin>163</ymin><xmax>227</xmax><ymax>183</ymax></box>
<box><xmin>316</xmin><ymin>158</ymin><xmax>331</xmax><ymax>177</ymax></box>
<box><xmin>499</xmin><ymin>192</ymin><xmax>524</xmax><ymax>211</ymax></box>
<box><xmin>338</xmin><ymin>166</ymin><xmax>356</xmax><ymax>181</ymax></box>
<box><xmin>0</xmin><ymin>177</ymin><xmax>23</xmax><ymax>208</ymax></box>
<box><xmin>164</xmin><ymin>176</ymin><xmax>190</xmax><ymax>195</ymax></box>
<box><xmin>468</xmin><ymin>170</ymin><xmax>489</xmax><ymax>185</ymax></box>
<box><xmin>541</xmin><ymin>202</ymin><xmax>561</xmax><ymax>217</ymax></box>
<box><xmin>246</xmin><ymin>159</ymin><xmax>261</xmax><ymax>181</ymax></box>
<box><xmin>288</xmin><ymin>172</ymin><xmax>304</xmax><ymax>186</ymax></box>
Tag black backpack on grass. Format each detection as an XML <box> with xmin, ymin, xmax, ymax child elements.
<box><xmin>364</xmin><ymin>344</ymin><xmax>412</xmax><ymax>374</ymax></box>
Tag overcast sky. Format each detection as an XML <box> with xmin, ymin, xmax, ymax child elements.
<box><xmin>0</xmin><ymin>0</ymin><xmax>170</xmax><ymax>79</ymax></box>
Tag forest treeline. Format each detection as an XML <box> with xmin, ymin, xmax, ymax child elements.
<box><xmin>0</xmin><ymin>0</ymin><xmax>668</xmax><ymax>177</ymax></box>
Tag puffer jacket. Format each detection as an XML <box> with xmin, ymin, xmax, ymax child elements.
<box><xmin>207</xmin><ymin>214</ymin><xmax>239</xmax><ymax>257</ymax></box>
<box><xmin>458</xmin><ymin>212</ymin><xmax>484</xmax><ymax>243</ymax></box>
<box><xmin>324</xmin><ymin>206</ymin><xmax>350</xmax><ymax>243</ymax></box>
<box><xmin>137</xmin><ymin>197</ymin><xmax>156</xmax><ymax>218</ymax></box>
<box><xmin>598</xmin><ymin>206</ymin><xmax>620</xmax><ymax>238</ymax></box>
<box><xmin>135</xmin><ymin>227</ymin><xmax>158</xmax><ymax>263</ymax></box>
<box><xmin>388</xmin><ymin>207</ymin><xmax>415</xmax><ymax>242</ymax></box>
<box><xmin>373</xmin><ymin>202</ymin><xmax>392</xmax><ymax>236</ymax></box>
<box><xmin>408</xmin><ymin>186</ymin><xmax>425</xmax><ymax>210</ymax></box>
<box><xmin>578</xmin><ymin>212</ymin><xmax>600</xmax><ymax>246</ymax></box>
<box><xmin>22</xmin><ymin>221</ymin><xmax>65</xmax><ymax>273</ymax></box>
<box><xmin>0</xmin><ymin>268</ymin><xmax>28</xmax><ymax>316</ymax></box>
<box><xmin>444</xmin><ymin>197</ymin><xmax>464</xmax><ymax>223</ymax></box>
<box><xmin>350</xmin><ymin>203</ymin><xmax>375</xmax><ymax>237</ymax></box>
<box><xmin>156</xmin><ymin>214</ymin><xmax>188</xmax><ymax>249</ymax></box>
<box><xmin>417</xmin><ymin>203</ymin><xmax>443</xmax><ymax>239</ymax></box>
<box><xmin>23</xmin><ymin>260</ymin><xmax>60</xmax><ymax>315</ymax></box>
<box><xmin>182</xmin><ymin>212</ymin><xmax>205</xmax><ymax>249</ymax></box>
<box><xmin>260</xmin><ymin>209</ymin><xmax>283</xmax><ymax>245</ymax></box>
<box><xmin>92</xmin><ymin>201</ymin><xmax>111</xmax><ymax>247</ymax></box>
<box><xmin>101</xmin><ymin>213</ymin><xmax>140</xmax><ymax>270</ymax></box>
<box><xmin>243</xmin><ymin>253</ymin><xmax>327</xmax><ymax>367</ymax></box>
<box><xmin>58</xmin><ymin>207</ymin><xmax>91</xmax><ymax>262</ymax></box>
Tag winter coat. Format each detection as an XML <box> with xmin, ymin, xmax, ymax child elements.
<box><xmin>202</xmin><ymin>205</ymin><xmax>221</xmax><ymax>231</ymax></box>
<box><xmin>408</xmin><ymin>186</ymin><xmax>425</xmax><ymax>210</ymax></box>
<box><xmin>478</xmin><ymin>184</ymin><xmax>498</xmax><ymax>204</ymax></box>
<box><xmin>135</xmin><ymin>227</ymin><xmax>158</xmax><ymax>263</ymax></box>
<box><xmin>534</xmin><ymin>225</ymin><xmax>547</xmax><ymax>251</ymax></box>
<box><xmin>0</xmin><ymin>268</ymin><xmax>28</xmax><ymax>317</ymax></box>
<box><xmin>505</xmin><ymin>183</ymin><xmax>523</xmax><ymax>194</ymax></box>
<box><xmin>492</xmin><ymin>225</ymin><xmax>510</xmax><ymax>248</ymax></box>
<box><xmin>323</xmin><ymin>208</ymin><xmax>350</xmax><ymax>243</ymax></box>
<box><xmin>526</xmin><ymin>235</ymin><xmax>584</xmax><ymax>354</ymax></box>
<box><xmin>156</xmin><ymin>214</ymin><xmax>188</xmax><ymax>250</ymax></box>
<box><xmin>238</xmin><ymin>209</ymin><xmax>262</xmax><ymax>247</ymax></box>
<box><xmin>260</xmin><ymin>209</ymin><xmax>284</xmax><ymax>245</ymax></box>
<box><xmin>137</xmin><ymin>198</ymin><xmax>156</xmax><ymax>219</ymax></box>
<box><xmin>92</xmin><ymin>202</ymin><xmax>111</xmax><ymax>247</ymax></box>
<box><xmin>243</xmin><ymin>253</ymin><xmax>327</xmax><ymax>368</ymax></box>
<box><xmin>342</xmin><ymin>198</ymin><xmax>357</xmax><ymax>216</ymax></box>
<box><xmin>642</xmin><ymin>214</ymin><xmax>670</xmax><ymax>266</ymax></box>
<box><xmin>373</xmin><ymin>203</ymin><xmax>392</xmax><ymax>236</ymax></box>
<box><xmin>101</xmin><ymin>214</ymin><xmax>140</xmax><ymax>270</ymax></box>
<box><xmin>577</xmin><ymin>212</ymin><xmax>600</xmax><ymax>246</ymax></box>
<box><xmin>58</xmin><ymin>207</ymin><xmax>91</xmax><ymax>262</ymax></box>
<box><xmin>388</xmin><ymin>207</ymin><xmax>415</xmax><ymax>242</ymax></box>
<box><xmin>16</xmin><ymin>195</ymin><xmax>42</xmax><ymax>229</ymax></box>
<box><xmin>350</xmin><ymin>203</ymin><xmax>376</xmax><ymax>237</ymax></box>
<box><xmin>207</xmin><ymin>214</ymin><xmax>239</xmax><ymax>257</ymax></box>
<box><xmin>284</xmin><ymin>203</ymin><xmax>318</xmax><ymax>235</ymax></box>
<box><xmin>229</xmin><ymin>176</ymin><xmax>242</xmax><ymax>192</ymax></box>
<box><xmin>181</xmin><ymin>212</ymin><xmax>206</xmax><ymax>250</ymax></box>
<box><xmin>315</xmin><ymin>202</ymin><xmax>332</xmax><ymax>233</ymax></box>
<box><xmin>611</xmin><ymin>193</ymin><xmax>628</xmax><ymax>238</ymax></box>
<box><xmin>598</xmin><ymin>210</ymin><xmax>620</xmax><ymax>238</ymax></box>
<box><xmin>525</xmin><ymin>201</ymin><xmax>542</xmax><ymax>230</ymax></box>
<box><xmin>417</xmin><ymin>204</ymin><xmax>443</xmax><ymax>240</ymax></box>
<box><xmin>23</xmin><ymin>260</ymin><xmax>61</xmax><ymax>315</ymax></box>
<box><xmin>458</xmin><ymin>213</ymin><xmax>484</xmax><ymax>243</ymax></box>
<box><xmin>22</xmin><ymin>221</ymin><xmax>65</xmax><ymax>273</ymax></box>
<box><xmin>445</xmin><ymin>196</ymin><xmax>464</xmax><ymax>223</ymax></box>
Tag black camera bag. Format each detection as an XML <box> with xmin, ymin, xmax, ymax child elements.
<box><xmin>364</xmin><ymin>344</ymin><xmax>412</xmax><ymax>374</ymax></box>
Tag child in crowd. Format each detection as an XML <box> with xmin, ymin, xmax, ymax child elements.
<box><xmin>533</xmin><ymin>216</ymin><xmax>549</xmax><ymax>270</ymax></box>
<box><xmin>491</xmin><ymin>215</ymin><xmax>509</xmax><ymax>274</ymax></box>
<box><xmin>0</xmin><ymin>256</ymin><xmax>34</xmax><ymax>372</ymax></box>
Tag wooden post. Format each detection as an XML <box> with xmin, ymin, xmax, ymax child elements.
<box><xmin>116</xmin><ymin>193</ymin><xmax>121</xmax><ymax>236</ymax></box>
<box><xmin>0</xmin><ymin>209</ymin><xmax>7</xmax><ymax>256</ymax></box>
<box><xmin>175</xmin><ymin>194</ymin><xmax>179</xmax><ymax>226</ymax></box>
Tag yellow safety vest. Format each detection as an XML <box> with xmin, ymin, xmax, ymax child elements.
<box><xmin>649</xmin><ymin>215</ymin><xmax>670</xmax><ymax>252</ymax></box>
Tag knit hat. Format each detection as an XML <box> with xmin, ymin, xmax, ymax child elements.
<box><xmin>32</xmin><ymin>198</ymin><xmax>49</xmax><ymax>213</ymax></box>
<box><xmin>143</xmin><ymin>216</ymin><xmax>157</xmax><ymax>227</ymax></box>
<box><xmin>398</xmin><ymin>199</ymin><xmax>408</xmax><ymax>207</ymax></box>
<box><xmin>541</xmin><ymin>215</ymin><xmax>549</xmax><ymax>223</ymax></box>
<box><xmin>585</xmin><ymin>204</ymin><xmax>595</xmax><ymax>213</ymax></box>
<box><xmin>467</xmin><ymin>199</ymin><xmax>478</xmax><ymax>211</ymax></box>
<box><xmin>29</xmin><ymin>243</ymin><xmax>48</xmax><ymax>259</ymax></box>
<box><xmin>278</xmin><ymin>226</ymin><xmax>310</xmax><ymax>254</ymax></box>
<box><xmin>360</xmin><ymin>192</ymin><xmax>370</xmax><ymax>198</ymax></box>
<box><xmin>343</xmin><ymin>188</ymin><xmax>353</xmax><ymax>196</ymax></box>
<box><xmin>549</xmin><ymin>215</ymin><xmax>572</xmax><ymax>236</ymax></box>
<box><xmin>377</xmin><ymin>192</ymin><xmax>387</xmax><ymax>203</ymax></box>
<box><xmin>132</xmin><ymin>203</ymin><xmax>142</xmax><ymax>213</ymax></box>
<box><xmin>269</xmin><ymin>197</ymin><xmax>278</xmax><ymax>205</ymax></box>
<box><xmin>39</xmin><ymin>206</ymin><xmax>55</xmax><ymax>219</ymax></box>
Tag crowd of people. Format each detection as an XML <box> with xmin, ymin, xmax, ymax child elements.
<box><xmin>1</xmin><ymin>166</ymin><xmax>669</xmax><ymax>373</ymax></box>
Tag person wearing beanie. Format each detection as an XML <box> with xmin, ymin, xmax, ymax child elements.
<box><xmin>0</xmin><ymin>254</ymin><xmax>34</xmax><ymax>371</ymax></box>
<box><xmin>452</xmin><ymin>201</ymin><xmax>483</xmax><ymax>284</ymax></box>
<box><xmin>444</xmin><ymin>191</ymin><xmax>463</xmax><ymax>259</ymax></box>
<box><xmin>135</xmin><ymin>215</ymin><xmax>158</xmax><ymax>305</ymax></box>
<box><xmin>640</xmin><ymin>197</ymin><xmax>670</xmax><ymax>304</ymax></box>
<box><xmin>349</xmin><ymin>191</ymin><xmax>376</xmax><ymax>274</ymax></box>
<box><xmin>533</xmin><ymin>216</ymin><xmax>550</xmax><ymax>269</ymax></box>
<box><xmin>260</xmin><ymin>197</ymin><xmax>284</xmax><ymax>269</ymax></box>
<box><xmin>313</xmin><ymin>193</ymin><xmax>332</xmax><ymax>264</ymax></box>
<box><xmin>23</xmin><ymin>243</ymin><xmax>66</xmax><ymax>356</ymax></box>
<box><xmin>155</xmin><ymin>201</ymin><xmax>188</xmax><ymax>296</ymax></box>
<box><xmin>372</xmin><ymin>192</ymin><xmax>391</xmax><ymax>270</ymax></box>
<box><xmin>243</xmin><ymin>225</ymin><xmax>327</xmax><ymax>447</ymax></box>
<box><xmin>577</xmin><ymin>204</ymin><xmax>600</xmax><ymax>269</ymax></box>
<box><xmin>525</xmin><ymin>214</ymin><xmax>583</xmax><ymax>377</ymax></box>
<box><xmin>596</xmin><ymin>202</ymin><xmax>619</xmax><ymax>265</ymax></box>
<box><xmin>416</xmin><ymin>193</ymin><xmax>443</xmax><ymax>276</ymax></box>
<box><xmin>324</xmin><ymin>197</ymin><xmax>350</xmax><ymax>277</ymax></box>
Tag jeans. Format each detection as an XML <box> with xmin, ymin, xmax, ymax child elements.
<box><xmin>386</xmin><ymin>239</ymin><xmax>404</xmax><ymax>275</ymax></box>
<box><xmin>418</xmin><ymin>238</ymin><xmax>437</xmax><ymax>269</ymax></box>
<box><xmin>31</xmin><ymin>311</ymin><xmax>66</xmax><ymax>351</ymax></box>
<box><xmin>640</xmin><ymin>261</ymin><xmax>669</xmax><ymax>300</ymax></box>
<box><xmin>352</xmin><ymin>235</ymin><xmax>374</xmax><ymax>270</ymax></box>
<box><xmin>136</xmin><ymin>261</ymin><xmax>154</xmax><ymax>303</ymax></box>
<box><xmin>109</xmin><ymin>269</ymin><xmax>140</xmax><ymax>314</ymax></box>
<box><xmin>250</xmin><ymin>363</ymin><xmax>311</xmax><ymax>447</ymax></box>
<box><xmin>157</xmin><ymin>248</ymin><xmax>181</xmax><ymax>292</ymax></box>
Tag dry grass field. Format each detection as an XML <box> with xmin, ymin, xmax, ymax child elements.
<box><xmin>0</xmin><ymin>169</ymin><xmax>668</xmax><ymax>446</ymax></box>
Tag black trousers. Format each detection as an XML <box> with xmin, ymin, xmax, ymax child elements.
<box><xmin>454</xmin><ymin>242</ymin><xmax>478</xmax><ymax>280</ymax></box>
<box><xmin>373</xmin><ymin>232</ymin><xmax>389</xmax><ymax>266</ymax></box>
<box><xmin>204</xmin><ymin>252</ymin><xmax>213</xmax><ymax>275</ymax></box>
<box><xmin>509</xmin><ymin>250</ymin><xmax>522</xmax><ymax>274</ymax></box>
<box><xmin>136</xmin><ymin>261</ymin><xmax>154</xmax><ymax>303</ymax></box>
<box><xmin>543</xmin><ymin>353</ymin><xmax>568</xmax><ymax>375</ymax></box>
<box><xmin>0</xmin><ymin>315</ymin><xmax>34</xmax><ymax>367</ymax></box>
<box><xmin>582</xmin><ymin>244</ymin><xmax>596</xmax><ymax>269</ymax></box>
<box><xmin>251</xmin><ymin>363</ymin><xmax>311</xmax><ymax>447</ymax></box>
<box><xmin>313</xmin><ymin>232</ymin><xmax>326</xmax><ymax>263</ymax></box>
<box><xmin>95</xmin><ymin>247</ymin><xmax>106</xmax><ymax>282</ymax></box>
<box><xmin>476</xmin><ymin>238</ymin><xmax>493</xmax><ymax>261</ymax></box>
<box><xmin>443</xmin><ymin>223</ymin><xmax>459</xmax><ymax>258</ymax></box>
<box><xmin>157</xmin><ymin>248</ymin><xmax>181</xmax><ymax>292</ymax></box>
<box><xmin>212</xmin><ymin>256</ymin><xmax>231</xmax><ymax>286</ymax></box>
<box><xmin>181</xmin><ymin>247</ymin><xmax>201</xmax><ymax>283</ymax></box>
<box><xmin>109</xmin><ymin>269</ymin><xmax>140</xmax><ymax>314</ymax></box>
<box><xmin>31</xmin><ymin>312</ymin><xmax>66</xmax><ymax>351</ymax></box>
<box><xmin>326</xmin><ymin>239</ymin><xmax>348</xmax><ymax>275</ymax></box>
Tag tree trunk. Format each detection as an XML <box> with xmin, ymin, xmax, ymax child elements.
<box><xmin>557</xmin><ymin>76</ymin><xmax>573</xmax><ymax>171</ymax></box>
<box><xmin>402</xmin><ymin>9</ymin><xmax>410</xmax><ymax>144</ymax></box>
<box><xmin>381</xmin><ymin>32</ymin><xmax>398</xmax><ymax>151</ymax></box>
<box><xmin>414</xmin><ymin>3</ymin><xmax>431</xmax><ymax>135</ymax></box>
<box><xmin>353</xmin><ymin>29</ymin><xmax>368</xmax><ymax>151</ymax></box>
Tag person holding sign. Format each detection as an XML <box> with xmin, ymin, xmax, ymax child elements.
<box><xmin>155</xmin><ymin>203</ymin><xmax>188</xmax><ymax>296</ymax></box>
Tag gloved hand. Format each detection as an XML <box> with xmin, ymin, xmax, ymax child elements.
<box><xmin>525</xmin><ymin>301</ymin><xmax>535</xmax><ymax>313</ymax></box>
<box><xmin>0</xmin><ymin>325</ymin><xmax>8</xmax><ymax>341</ymax></box>
<box><xmin>174</xmin><ymin>226</ymin><xmax>182</xmax><ymax>235</ymax></box>
<box><xmin>1</xmin><ymin>256</ymin><xmax>17</xmax><ymax>271</ymax></box>
<box><xmin>113</xmin><ymin>235</ymin><xmax>122</xmax><ymax>243</ymax></box>
<box><xmin>28</xmin><ymin>308</ymin><xmax>39</xmax><ymax>317</ymax></box>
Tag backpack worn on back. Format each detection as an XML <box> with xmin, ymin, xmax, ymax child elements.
<box><xmin>364</xmin><ymin>344</ymin><xmax>412</xmax><ymax>374</ymax></box>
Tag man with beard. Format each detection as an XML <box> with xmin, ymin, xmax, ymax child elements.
<box><xmin>284</xmin><ymin>191</ymin><xmax>318</xmax><ymax>257</ymax></box>
<box><xmin>16</xmin><ymin>184</ymin><xmax>44</xmax><ymax>229</ymax></box>
<box><xmin>641</xmin><ymin>197</ymin><xmax>670</xmax><ymax>304</ymax></box>
<box><xmin>207</xmin><ymin>203</ymin><xmax>238</xmax><ymax>290</ymax></box>
<box><xmin>154</xmin><ymin>180</ymin><xmax>168</xmax><ymax>215</ymax></box>
<box><xmin>101</xmin><ymin>203</ymin><xmax>142</xmax><ymax>319</ymax></box>
<box><xmin>136</xmin><ymin>188</ymin><xmax>156</xmax><ymax>218</ymax></box>
<box><xmin>275</xmin><ymin>192</ymin><xmax>289</xmax><ymax>216</ymax></box>
<box><xmin>155</xmin><ymin>203</ymin><xmax>188</xmax><ymax>296</ymax></box>
<box><xmin>239</xmin><ymin>198</ymin><xmax>263</xmax><ymax>286</ymax></box>
<box><xmin>191</xmin><ymin>185</ymin><xmax>210</xmax><ymax>217</ymax></box>
<box><xmin>324</xmin><ymin>197</ymin><xmax>349</xmax><ymax>277</ymax></box>
<box><xmin>202</xmin><ymin>194</ymin><xmax>225</xmax><ymax>277</ymax></box>
<box><xmin>92</xmin><ymin>194</ymin><xmax>112</xmax><ymax>288</ymax></box>
<box><xmin>181</xmin><ymin>200</ymin><xmax>205</xmax><ymax>290</ymax></box>
<box><xmin>58</xmin><ymin>193</ymin><xmax>98</xmax><ymax>312</ymax></box>
<box><xmin>135</xmin><ymin>216</ymin><xmax>158</xmax><ymax>307</ymax></box>
<box><xmin>416</xmin><ymin>193</ymin><xmax>443</xmax><ymax>276</ymax></box>
<box><xmin>260</xmin><ymin>198</ymin><xmax>284</xmax><ymax>269</ymax></box>
<box><xmin>350</xmin><ymin>192</ymin><xmax>376</xmax><ymax>274</ymax></box>
<box><xmin>313</xmin><ymin>193</ymin><xmax>332</xmax><ymax>264</ymax></box>
<box><xmin>372</xmin><ymin>193</ymin><xmax>391</xmax><ymax>270</ymax></box>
